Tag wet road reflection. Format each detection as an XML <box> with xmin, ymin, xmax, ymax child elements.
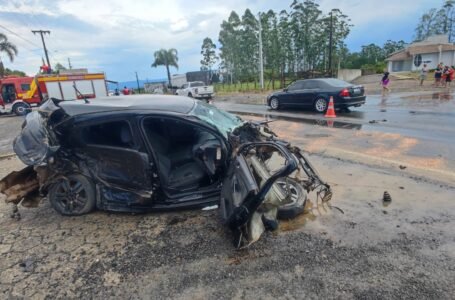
<box><xmin>231</xmin><ymin>111</ymin><xmax>363</xmax><ymax>130</ymax></box>
<box><xmin>400</xmin><ymin>92</ymin><xmax>454</xmax><ymax>102</ymax></box>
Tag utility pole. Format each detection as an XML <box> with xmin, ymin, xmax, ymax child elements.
<box><xmin>32</xmin><ymin>30</ymin><xmax>51</xmax><ymax>69</ymax></box>
<box><xmin>135</xmin><ymin>72</ymin><xmax>140</xmax><ymax>93</ymax></box>
<box><xmin>68</xmin><ymin>57</ymin><xmax>72</xmax><ymax>69</ymax></box>
<box><xmin>258</xmin><ymin>12</ymin><xmax>264</xmax><ymax>90</ymax></box>
<box><xmin>328</xmin><ymin>11</ymin><xmax>333</xmax><ymax>78</ymax></box>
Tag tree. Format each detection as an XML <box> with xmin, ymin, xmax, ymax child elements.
<box><xmin>200</xmin><ymin>37</ymin><xmax>218</xmax><ymax>71</ymax></box>
<box><xmin>414</xmin><ymin>1</ymin><xmax>455</xmax><ymax>42</ymax></box>
<box><xmin>0</xmin><ymin>33</ymin><xmax>17</xmax><ymax>62</ymax></box>
<box><xmin>443</xmin><ymin>0</ymin><xmax>455</xmax><ymax>36</ymax></box>
<box><xmin>54</xmin><ymin>62</ymin><xmax>67</xmax><ymax>73</ymax></box>
<box><xmin>383</xmin><ymin>40</ymin><xmax>406</xmax><ymax>57</ymax></box>
<box><xmin>4</xmin><ymin>68</ymin><xmax>26</xmax><ymax>76</ymax></box>
<box><xmin>0</xmin><ymin>33</ymin><xmax>18</xmax><ymax>77</ymax></box>
<box><xmin>217</xmin><ymin>1</ymin><xmax>353</xmax><ymax>84</ymax></box>
<box><xmin>151</xmin><ymin>48</ymin><xmax>179</xmax><ymax>86</ymax></box>
<box><xmin>219</xmin><ymin>11</ymin><xmax>242</xmax><ymax>82</ymax></box>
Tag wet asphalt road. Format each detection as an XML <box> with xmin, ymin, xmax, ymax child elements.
<box><xmin>216</xmin><ymin>91</ymin><xmax>455</xmax><ymax>149</ymax></box>
<box><xmin>215</xmin><ymin>91</ymin><xmax>455</xmax><ymax>179</ymax></box>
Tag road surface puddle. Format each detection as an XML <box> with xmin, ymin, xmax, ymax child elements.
<box><xmin>279</xmin><ymin>201</ymin><xmax>318</xmax><ymax>232</ymax></box>
<box><xmin>230</xmin><ymin>111</ymin><xmax>362</xmax><ymax>130</ymax></box>
<box><xmin>401</xmin><ymin>92</ymin><xmax>453</xmax><ymax>102</ymax></box>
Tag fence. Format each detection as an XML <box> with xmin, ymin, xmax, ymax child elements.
<box><xmin>214</xmin><ymin>79</ymin><xmax>298</xmax><ymax>93</ymax></box>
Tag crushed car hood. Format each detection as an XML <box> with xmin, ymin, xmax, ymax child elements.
<box><xmin>13</xmin><ymin>111</ymin><xmax>58</xmax><ymax>166</ymax></box>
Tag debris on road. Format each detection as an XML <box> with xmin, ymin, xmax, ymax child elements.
<box><xmin>368</xmin><ymin>119</ymin><xmax>387</xmax><ymax>124</ymax></box>
<box><xmin>202</xmin><ymin>205</ymin><xmax>218</xmax><ymax>211</ymax></box>
<box><xmin>383</xmin><ymin>191</ymin><xmax>392</xmax><ymax>203</ymax></box>
<box><xmin>19</xmin><ymin>257</ymin><xmax>35</xmax><ymax>272</ymax></box>
<box><xmin>399</xmin><ymin>165</ymin><xmax>407</xmax><ymax>170</ymax></box>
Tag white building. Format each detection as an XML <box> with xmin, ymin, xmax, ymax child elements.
<box><xmin>386</xmin><ymin>35</ymin><xmax>455</xmax><ymax>72</ymax></box>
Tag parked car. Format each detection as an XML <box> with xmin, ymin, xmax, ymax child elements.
<box><xmin>267</xmin><ymin>78</ymin><xmax>366</xmax><ymax>112</ymax></box>
<box><xmin>1</xmin><ymin>95</ymin><xmax>332</xmax><ymax>248</ymax></box>
<box><xmin>176</xmin><ymin>81</ymin><xmax>214</xmax><ymax>101</ymax></box>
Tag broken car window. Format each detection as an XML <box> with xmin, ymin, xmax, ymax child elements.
<box><xmin>189</xmin><ymin>101</ymin><xmax>243</xmax><ymax>138</ymax></box>
<box><xmin>80</xmin><ymin>121</ymin><xmax>135</xmax><ymax>148</ymax></box>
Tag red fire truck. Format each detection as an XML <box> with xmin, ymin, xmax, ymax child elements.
<box><xmin>0</xmin><ymin>72</ymin><xmax>108</xmax><ymax>116</ymax></box>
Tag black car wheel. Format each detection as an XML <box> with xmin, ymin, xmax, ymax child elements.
<box><xmin>188</xmin><ymin>93</ymin><xmax>193</xmax><ymax>98</ymax></box>
<box><xmin>49</xmin><ymin>174</ymin><xmax>96</xmax><ymax>216</ymax></box>
<box><xmin>314</xmin><ymin>97</ymin><xmax>328</xmax><ymax>113</ymax></box>
<box><xmin>270</xmin><ymin>97</ymin><xmax>280</xmax><ymax>110</ymax></box>
<box><xmin>276</xmin><ymin>178</ymin><xmax>307</xmax><ymax>220</ymax></box>
<box><xmin>12</xmin><ymin>102</ymin><xmax>31</xmax><ymax>116</ymax></box>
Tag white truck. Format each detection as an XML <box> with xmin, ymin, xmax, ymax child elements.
<box><xmin>176</xmin><ymin>81</ymin><xmax>214</xmax><ymax>101</ymax></box>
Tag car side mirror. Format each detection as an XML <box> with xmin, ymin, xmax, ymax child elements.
<box><xmin>283</xmin><ymin>88</ymin><xmax>288</xmax><ymax>92</ymax></box>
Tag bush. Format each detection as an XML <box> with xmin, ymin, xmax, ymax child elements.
<box><xmin>361</xmin><ymin>62</ymin><xmax>387</xmax><ymax>74</ymax></box>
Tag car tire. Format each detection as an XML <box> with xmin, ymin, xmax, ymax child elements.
<box><xmin>314</xmin><ymin>97</ymin><xmax>328</xmax><ymax>113</ymax></box>
<box><xmin>188</xmin><ymin>93</ymin><xmax>193</xmax><ymax>98</ymax></box>
<box><xmin>49</xmin><ymin>174</ymin><xmax>96</xmax><ymax>216</ymax></box>
<box><xmin>270</xmin><ymin>97</ymin><xmax>280</xmax><ymax>110</ymax></box>
<box><xmin>12</xmin><ymin>102</ymin><xmax>31</xmax><ymax>116</ymax></box>
<box><xmin>275</xmin><ymin>178</ymin><xmax>307</xmax><ymax>220</ymax></box>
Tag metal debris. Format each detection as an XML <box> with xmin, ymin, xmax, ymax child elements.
<box><xmin>383</xmin><ymin>191</ymin><xmax>392</xmax><ymax>203</ymax></box>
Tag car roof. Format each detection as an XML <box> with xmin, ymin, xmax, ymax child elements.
<box><xmin>58</xmin><ymin>95</ymin><xmax>196</xmax><ymax>117</ymax></box>
<box><xmin>295</xmin><ymin>78</ymin><xmax>350</xmax><ymax>84</ymax></box>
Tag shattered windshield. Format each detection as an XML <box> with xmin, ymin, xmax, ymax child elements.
<box><xmin>189</xmin><ymin>102</ymin><xmax>243</xmax><ymax>137</ymax></box>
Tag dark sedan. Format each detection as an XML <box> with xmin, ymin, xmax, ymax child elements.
<box><xmin>267</xmin><ymin>78</ymin><xmax>366</xmax><ymax>112</ymax></box>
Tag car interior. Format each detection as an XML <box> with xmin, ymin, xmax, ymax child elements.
<box><xmin>142</xmin><ymin>117</ymin><xmax>224</xmax><ymax>193</ymax></box>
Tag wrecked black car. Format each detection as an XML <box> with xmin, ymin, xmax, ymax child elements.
<box><xmin>0</xmin><ymin>95</ymin><xmax>332</xmax><ymax>247</ymax></box>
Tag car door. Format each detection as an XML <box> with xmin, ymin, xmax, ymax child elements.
<box><xmin>74</xmin><ymin>119</ymin><xmax>153</xmax><ymax>191</ymax></box>
<box><xmin>290</xmin><ymin>80</ymin><xmax>319</xmax><ymax>106</ymax></box>
<box><xmin>220</xmin><ymin>142</ymin><xmax>298</xmax><ymax>248</ymax></box>
<box><xmin>177</xmin><ymin>84</ymin><xmax>188</xmax><ymax>96</ymax></box>
<box><xmin>280</xmin><ymin>81</ymin><xmax>303</xmax><ymax>105</ymax></box>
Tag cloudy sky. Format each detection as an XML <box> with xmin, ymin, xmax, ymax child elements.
<box><xmin>0</xmin><ymin>0</ymin><xmax>439</xmax><ymax>82</ymax></box>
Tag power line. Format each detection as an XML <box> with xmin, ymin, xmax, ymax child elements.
<box><xmin>0</xmin><ymin>23</ymin><xmax>59</xmax><ymax>64</ymax></box>
<box><xmin>0</xmin><ymin>23</ymin><xmax>41</xmax><ymax>48</ymax></box>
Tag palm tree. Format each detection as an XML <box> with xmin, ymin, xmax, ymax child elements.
<box><xmin>0</xmin><ymin>33</ymin><xmax>18</xmax><ymax>77</ymax></box>
<box><xmin>151</xmin><ymin>48</ymin><xmax>178</xmax><ymax>86</ymax></box>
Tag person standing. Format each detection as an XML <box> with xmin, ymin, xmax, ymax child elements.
<box><xmin>442</xmin><ymin>66</ymin><xmax>451</xmax><ymax>87</ymax></box>
<box><xmin>420</xmin><ymin>64</ymin><xmax>428</xmax><ymax>86</ymax></box>
<box><xmin>434</xmin><ymin>63</ymin><xmax>443</xmax><ymax>87</ymax></box>
<box><xmin>450</xmin><ymin>66</ymin><xmax>455</xmax><ymax>85</ymax></box>
<box><xmin>381</xmin><ymin>72</ymin><xmax>391</xmax><ymax>96</ymax></box>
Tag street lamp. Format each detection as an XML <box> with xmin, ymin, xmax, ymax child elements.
<box><xmin>258</xmin><ymin>12</ymin><xmax>264</xmax><ymax>90</ymax></box>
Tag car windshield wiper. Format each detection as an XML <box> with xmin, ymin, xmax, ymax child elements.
<box><xmin>72</xmin><ymin>84</ymin><xmax>90</xmax><ymax>104</ymax></box>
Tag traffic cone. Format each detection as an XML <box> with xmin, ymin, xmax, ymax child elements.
<box><xmin>325</xmin><ymin>96</ymin><xmax>337</xmax><ymax>118</ymax></box>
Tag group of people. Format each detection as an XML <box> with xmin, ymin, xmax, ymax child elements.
<box><xmin>113</xmin><ymin>86</ymin><xmax>134</xmax><ymax>96</ymax></box>
<box><xmin>430</xmin><ymin>63</ymin><xmax>455</xmax><ymax>87</ymax></box>
<box><xmin>381</xmin><ymin>63</ymin><xmax>455</xmax><ymax>96</ymax></box>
